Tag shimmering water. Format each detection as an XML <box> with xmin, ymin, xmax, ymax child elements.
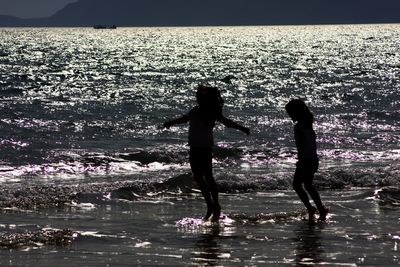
<box><xmin>0</xmin><ymin>25</ymin><xmax>399</xmax><ymax>186</ymax></box>
<box><xmin>0</xmin><ymin>25</ymin><xmax>399</xmax><ymax>265</ymax></box>
<box><xmin>1</xmin><ymin>190</ymin><xmax>400</xmax><ymax>266</ymax></box>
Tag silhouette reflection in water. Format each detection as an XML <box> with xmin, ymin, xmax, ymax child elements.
<box><xmin>192</xmin><ymin>225</ymin><xmax>223</xmax><ymax>266</ymax></box>
<box><xmin>294</xmin><ymin>222</ymin><xmax>325</xmax><ymax>266</ymax></box>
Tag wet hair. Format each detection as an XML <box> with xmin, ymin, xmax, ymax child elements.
<box><xmin>196</xmin><ymin>84</ymin><xmax>224</xmax><ymax>122</ymax></box>
<box><xmin>285</xmin><ymin>99</ymin><xmax>314</xmax><ymax>125</ymax></box>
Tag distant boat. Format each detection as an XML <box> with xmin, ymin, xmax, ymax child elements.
<box><xmin>93</xmin><ymin>25</ymin><xmax>117</xmax><ymax>29</ymax></box>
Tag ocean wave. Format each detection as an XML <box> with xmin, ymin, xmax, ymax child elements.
<box><xmin>107</xmin><ymin>165</ymin><xmax>400</xmax><ymax>201</ymax></box>
<box><xmin>0</xmin><ymin>146</ymin><xmax>247</xmax><ymax>181</ymax></box>
<box><xmin>0</xmin><ymin>166</ymin><xmax>399</xmax><ymax>211</ymax></box>
<box><xmin>230</xmin><ymin>210</ymin><xmax>306</xmax><ymax>224</ymax></box>
<box><xmin>118</xmin><ymin>149</ymin><xmax>187</xmax><ymax>164</ymax></box>
<box><xmin>0</xmin><ymin>181</ymin><xmax>147</xmax><ymax>210</ymax></box>
<box><xmin>374</xmin><ymin>187</ymin><xmax>400</xmax><ymax>207</ymax></box>
<box><xmin>316</xmin><ymin>165</ymin><xmax>400</xmax><ymax>189</ymax></box>
<box><xmin>0</xmin><ymin>228</ymin><xmax>74</xmax><ymax>249</ymax></box>
<box><xmin>0</xmin><ymin>185</ymin><xmax>78</xmax><ymax>210</ymax></box>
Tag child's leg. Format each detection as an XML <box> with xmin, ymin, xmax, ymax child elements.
<box><xmin>303</xmin><ymin>161</ymin><xmax>328</xmax><ymax>220</ymax></box>
<box><xmin>203</xmin><ymin>156</ymin><xmax>219</xmax><ymax>208</ymax></box>
<box><xmin>203</xmin><ymin>148</ymin><xmax>220</xmax><ymax>221</ymax></box>
<box><xmin>204</xmin><ymin>172</ymin><xmax>220</xmax><ymax>221</ymax></box>
<box><xmin>193</xmin><ymin>173</ymin><xmax>214</xmax><ymax>220</ymax></box>
<box><xmin>303</xmin><ymin>181</ymin><xmax>323</xmax><ymax>211</ymax></box>
<box><xmin>293</xmin><ymin>161</ymin><xmax>315</xmax><ymax>216</ymax></box>
<box><xmin>293</xmin><ymin>178</ymin><xmax>315</xmax><ymax>212</ymax></box>
<box><xmin>293</xmin><ymin>163</ymin><xmax>315</xmax><ymax>214</ymax></box>
<box><xmin>190</xmin><ymin>147</ymin><xmax>215</xmax><ymax>220</ymax></box>
<box><xmin>304</xmin><ymin>182</ymin><xmax>328</xmax><ymax>220</ymax></box>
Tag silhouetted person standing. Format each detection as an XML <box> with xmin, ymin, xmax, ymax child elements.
<box><xmin>285</xmin><ymin>99</ymin><xmax>328</xmax><ymax>221</ymax></box>
<box><xmin>164</xmin><ymin>85</ymin><xmax>250</xmax><ymax>222</ymax></box>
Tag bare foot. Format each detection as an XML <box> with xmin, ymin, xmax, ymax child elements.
<box><xmin>308</xmin><ymin>206</ymin><xmax>317</xmax><ymax>221</ymax></box>
<box><xmin>211</xmin><ymin>206</ymin><xmax>221</xmax><ymax>222</ymax></box>
<box><xmin>318</xmin><ymin>207</ymin><xmax>329</xmax><ymax>221</ymax></box>
<box><xmin>204</xmin><ymin>207</ymin><xmax>213</xmax><ymax>221</ymax></box>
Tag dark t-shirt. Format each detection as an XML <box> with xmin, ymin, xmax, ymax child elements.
<box><xmin>294</xmin><ymin>120</ymin><xmax>318</xmax><ymax>160</ymax></box>
<box><xmin>187</xmin><ymin>106</ymin><xmax>216</xmax><ymax>147</ymax></box>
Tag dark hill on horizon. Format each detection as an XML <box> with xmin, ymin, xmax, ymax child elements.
<box><xmin>1</xmin><ymin>0</ymin><xmax>400</xmax><ymax>27</ymax></box>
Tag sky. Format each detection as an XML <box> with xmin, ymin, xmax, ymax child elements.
<box><xmin>0</xmin><ymin>0</ymin><xmax>77</xmax><ymax>18</ymax></box>
<box><xmin>0</xmin><ymin>0</ymin><xmax>399</xmax><ymax>26</ymax></box>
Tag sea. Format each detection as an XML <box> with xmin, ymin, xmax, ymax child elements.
<box><xmin>0</xmin><ymin>24</ymin><xmax>399</xmax><ymax>266</ymax></box>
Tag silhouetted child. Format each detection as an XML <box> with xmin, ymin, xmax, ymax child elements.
<box><xmin>163</xmin><ymin>85</ymin><xmax>250</xmax><ymax>222</ymax></box>
<box><xmin>285</xmin><ymin>99</ymin><xmax>328</xmax><ymax>221</ymax></box>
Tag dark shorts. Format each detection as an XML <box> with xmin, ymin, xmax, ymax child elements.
<box><xmin>189</xmin><ymin>147</ymin><xmax>213</xmax><ymax>175</ymax></box>
<box><xmin>294</xmin><ymin>158</ymin><xmax>319</xmax><ymax>184</ymax></box>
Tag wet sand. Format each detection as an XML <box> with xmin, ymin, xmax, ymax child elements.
<box><xmin>0</xmin><ymin>188</ymin><xmax>399</xmax><ymax>266</ymax></box>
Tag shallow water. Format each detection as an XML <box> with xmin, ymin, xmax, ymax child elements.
<box><xmin>0</xmin><ymin>189</ymin><xmax>399</xmax><ymax>266</ymax></box>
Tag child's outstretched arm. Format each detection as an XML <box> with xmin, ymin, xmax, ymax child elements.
<box><xmin>163</xmin><ymin>115</ymin><xmax>190</xmax><ymax>128</ymax></box>
<box><xmin>218</xmin><ymin>115</ymin><xmax>250</xmax><ymax>135</ymax></box>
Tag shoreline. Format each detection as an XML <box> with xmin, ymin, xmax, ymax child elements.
<box><xmin>0</xmin><ymin>188</ymin><xmax>398</xmax><ymax>266</ymax></box>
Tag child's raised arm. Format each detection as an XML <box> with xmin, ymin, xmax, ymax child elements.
<box><xmin>163</xmin><ymin>115</ymin><xmax>190</xmax><ymax>129</ymax></box>
<box><xmin>217</xmin><ymin>115</ymin><xmax>250</xmax><ymax>135</ymax></box>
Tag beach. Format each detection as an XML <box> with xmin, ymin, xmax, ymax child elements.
<box><xmin>0</xmin><ymin>186</ymin><xmax>399</xmax><ymax>266</ymax></box>
<box><xmin>0</xmin><ymin>24</ymin><xmax>399</xmax><ymax>265</ymax></box>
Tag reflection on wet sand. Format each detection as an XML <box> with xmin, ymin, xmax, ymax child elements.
<box><xmin>294</xmin><ymin>222</ymin><xmax>325</xmax><ymax>266</ymax></box>
<box><xmin>192</xmin><ymin>225</ymin><xmax>222</xmax><ymax>266</ymax></box>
